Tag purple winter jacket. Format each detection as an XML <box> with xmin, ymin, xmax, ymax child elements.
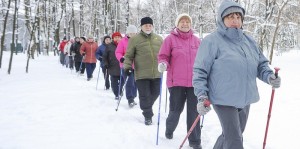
<box><xmin>158</xmin><ymin>28</ymin><xmax>201</xmax><ymax>88</ymax></box>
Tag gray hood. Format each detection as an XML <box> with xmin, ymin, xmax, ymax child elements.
<box><xmin>217</xmin><ymin>0</ymin><xmax>245</xmax><ymax>34</ymax></box>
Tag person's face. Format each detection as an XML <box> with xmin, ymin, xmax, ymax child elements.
<box><xmin>177</xmin><ymin>17</ymin><xmax>191</xmax><ymax>32</ymax></box>
<box><xmin>88</xmin><ymin>38</ymin><xmax>94</xmax><ymax>42</ymax></box>
<box><xmin>75</xmin><ymin>38</ymin><xmax>80</xmax><ymax>42</ymax></box>
<box><xmin>113</xmin><ymin>36</ymin><xmax>122</xmax><ymax>43</ymax></box>
<box><xmin>141</xmin><ymin>24</ymin><xmax>153</xmax><ymax>34</ymax></box>
<box><xmin>127</xmin><ymin>33</ymin><xmax>137</xmax><ymax>38</ymax></box>
<box><xmin>80</xmin><ymin>38</ymin><xmax>85</xmax><ymax>43</ymax></box>
<box><xmin>223</xmin><ymin>13</ymin><xmax>242</xmax><ymax>29</ymax></box>
<box><xmin>104</xmin><ymin>38</ymin><xmax>111</xmax><ymax>44</ymax></box>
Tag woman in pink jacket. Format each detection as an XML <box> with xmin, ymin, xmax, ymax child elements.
<box><xmin>115</xmin><ymin>25</ymin><xmax>138</xmax><ymax>107</ymax></box>
<box><xmin>157</xmin><ymin>13</ymin><xmax>202</xmax><ymax>149</ymax></box>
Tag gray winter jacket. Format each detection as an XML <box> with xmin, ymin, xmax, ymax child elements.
<box><xmin>192</xmin><ymin>0</ymin><xmax>274</xmax><ymax>108</ymax></box>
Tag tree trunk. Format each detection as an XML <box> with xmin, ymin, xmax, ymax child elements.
<box><xmin>8</xmin><ymin>0</ymin><xmax>18</xmax><ymax>74</ymax></box>
<box><xmin>72</xmin><ymin>0</ymin><xmax>76</xmax><ymax>37</ymax></box>
<box><xmin>0</xmin><ymin>0</ymin><xmax>12</xmax><ymax>69</ymax></box>
<box><xmin>269</xmin><ymin>1</ymin><xmax>289</xmax><ymax>65</ymax></box>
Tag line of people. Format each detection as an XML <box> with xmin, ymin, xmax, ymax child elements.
<box><xmin>56</xmin><ymin>1</ymin><xmax>282</xmax><ymax>148</ymax></box>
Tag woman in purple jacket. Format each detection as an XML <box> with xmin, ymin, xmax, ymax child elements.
<box><xmin>157</xmin><ymin>13</ymin><xmax>201</xmax><ymax>149</ymax></box>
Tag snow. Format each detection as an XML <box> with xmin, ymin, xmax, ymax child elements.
<box><xmin>0</xmin><ymin>49</ymin><xmax>300</xmax><ymax>149</ymax></box>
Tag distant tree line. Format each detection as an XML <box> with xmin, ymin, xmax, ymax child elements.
<box><xmin>0</xmin><ymin>0</ymin><xmax>299</xmax><ymax>73</ymax></box>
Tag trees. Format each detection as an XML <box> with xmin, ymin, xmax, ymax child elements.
<box><xmin>0</xmin><ymin>0</ymin><xmax>299</xmax><ymax>73</ymax></box>
<box><xmin>0</xmin><ymin>0</ymin><xmax>11</xmax><ymax>69</ymax></box>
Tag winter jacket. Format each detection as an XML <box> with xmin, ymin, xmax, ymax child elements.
<box><xmin>70</xmin><ymin>42</ymin><xmax>83</xmax><ymax>62</ymax></box>
<box><xmin>158</xmin><ymin>28</ymin><xmax>200</xmax><ymax>88</ymax></box>
<box><xmin>80</xmin><ymin>41</ymin><xmax>98</xmax><ymax>63</ymax></box>
<box><xmin>115</xmin><ymin>36</ymin><xmax>134</xmax><ymax>69</ymax></box>
<box><xmin>59</xmin><ymin>41</ymin><xmax>68</xmax><ymax>53</ymax></box>
<box><xmin>95</xmin><ymin>43</ymin><xmax>108</xmax><ymax>68</ymax></box>
<box><xmin>64</xmin><ymin>41</ymin><xmax>73</xmax><ymax>55</ymax></box>
<box><xmin>124</xmin><ymin>31</ymin><xmax>163</xmax><ymax>80</ymax></box>
<box><xmin>103</xmin><ymin>42</ymin><xmax>121</xmax><ymax>76</ymax></box>
<box><xmin>192</xmin><ymin>0</ymin><xmax>274</xmax><ymax>108</ymax></box>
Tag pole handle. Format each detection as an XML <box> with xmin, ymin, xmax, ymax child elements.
<box><xmin>274</xmin><ymin>67</ymin><xmax>280</xmax><ymax>78</ymax></box>
<box><xmin>204</xmin><ymin>99</ymin><xmax>211</xmax><ymax>107</ymax></box>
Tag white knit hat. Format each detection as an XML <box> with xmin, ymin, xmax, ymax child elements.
<box><xmin>175</xmin><ymin>13</ymin><xmax>192</xmax><ymax>27</ymax></box>
<box><xmin>126</xmin><ymin>25</ymin><xmax>138</xmax><ymax>34</ymax></box>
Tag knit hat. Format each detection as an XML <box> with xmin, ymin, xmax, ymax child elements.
<box><xmin>87</xmin><ymin>34</ymin><xmax>94</xmax><ymax>39</ymax></box>
<box><xmin>221</xmin><ymin>6</ymin><xmax>244</xmax><ymax>19</ymax></box>
<box><xmin>175</xmin><ymin>13</ymin><xmax>192</xmax><ymax>27</ymax></box>
<box><xmin>112</xmin><ymin>32</ymin><xmax>122</xmax><ymax>39</ymax></box>
<box><xmin>140</xmin><ymin>17</ymin><xmax>153</xmax><ymax>26</ymax></box>
<box><xmin>126</xmin><ymin>25</ymin><xmax>138</xmax><ymax>34</ymax></box>
<box><xmin>80</xmin><ymin>36</ymin><xmax>86</xmax><ymax>41</ymax></box>
<box><xmin>102</xmin><ymin>35</ymin><xmax>111</xmax><ymax>42</ymax></box>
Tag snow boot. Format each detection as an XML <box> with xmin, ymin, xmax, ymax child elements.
<box><xmin>165</xmin><ymin>131</ymin><xmax>173</xmax><ymax>139</ymax></box>
<box><xmin>128</xmin><ymin>99</ymin><xmax>137</xmax><ymax>108</ymax></box>
<box><xmin>189</xmin><ymin>144</ymin><xmax>202</xmax><ymax>149</ymax></box>
<box><xmin>145</xmin><ymin>118</ymin><xmax>152</xmax><ymax>125</ymax></box>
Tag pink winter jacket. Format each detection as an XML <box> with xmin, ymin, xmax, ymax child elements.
<box><xmin>158</xmin><ymin>28</ymin><xmax>201</xmax><ymax>88</ymax></box>
<box><xmin>115</xmin><ymin>36</ymin><xmax>134</xmax><ymax>68</ymax></box>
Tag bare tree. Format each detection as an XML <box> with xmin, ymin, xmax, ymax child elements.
<box><xmin>269</xmin><ymin>0</ymin><xmax>290</xmax><ymax>64</ymax></box>
<box><xmin>0</xmin><ymin>0</ymin><xmax>12</xmax><ymax>69</ymax></box>
<box><xmin>7</xmin><ymin>0</ymin><xmax>17</xmax><ymax>74</ymax></box>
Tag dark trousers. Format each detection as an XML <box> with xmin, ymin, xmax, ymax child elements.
<box><xmin>121</xmin><ymin>69</ymin><xmax>137</xmax><ymax>102</ymax></box>
<box><xmin>213</xmin><ymin>105</ymin><xmax>250</xmax><ymax>149</ymax></box>
<box><xmin>75</xmin><ymin>61</ymin><xmax>85</xmax><ymax>74</ymax></box>
<box><xmin>136</xmin><ymin>78</ymin><xmax>161</xmax><ymax>119</ymax></box>
<box><xmin>59</xmin><ymin>52</ymin><xmax>65</xmax><ymax>65</ymax></box>
<box><xmin>110</xmin><ymin>75</ymin><xmax>125</xmax><ymax>97</ymax></box>
<box><xmin>69</xmin><ymin>56</ymin><xmax>74</xmax><ymax>69</ymax></box>
<box><xmin>102</xmin><ymin>67</ymin><xmax>110</xmax><ymax>89</ymax></box>
<box><xmin>166</xmin><ymin>87</ymin><xmax>200</xmax><ymax>146</ymax></box>
<box><xmin>85</xmin><ymin>63</ymin><xmax>96</xmax><ymax>78</ymax></box>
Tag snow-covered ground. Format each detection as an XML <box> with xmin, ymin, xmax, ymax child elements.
<box><xmin>0</xmin><ymin>49</ymin><xmax>299</xmax><ymax>149</ymax></box>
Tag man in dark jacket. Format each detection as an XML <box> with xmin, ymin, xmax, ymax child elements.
<box><xmin>96</xmin><ymin>35</ymin><xmax>111</xmax><ymax>90</ymax></box>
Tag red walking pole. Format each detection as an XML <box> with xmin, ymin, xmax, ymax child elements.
<box><xmin>179</xmin><ymin>100</ymin><xmax>210</xmax><ymax>149</ymax></box>
<box><xmin>263</xmin><ymin>67</ymin><xmax>280</xmax><ymax>149</ymax></box>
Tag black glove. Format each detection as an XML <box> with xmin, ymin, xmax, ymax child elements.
<box><xmin>105</xmin><ymin>65</ymin><xmax>109</xmax><ymax>69</ymax></box>
<box><xmin>124</xmin><ymin>68</ymin><xmax>132</xmax><ymax>76</ymax></box>
<box><xmin>120</xmin><ymin>57</ymin><xmax>125</xmax><ymax>63</ymax></box>
<box><xmin>82</xmin><ymin>53</ymin><xmax>85</xmax><ymax>56</ymax></box>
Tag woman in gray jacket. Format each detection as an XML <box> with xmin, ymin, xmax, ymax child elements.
<box><xmin>192</xmin><ymin>0</ymin><xmax>281</xmax><ymax>149</ymax></box>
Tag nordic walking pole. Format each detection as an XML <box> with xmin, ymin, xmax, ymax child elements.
<box><xmin>179</xmin><ymin>100</ymin><xmax>210</xmax><ymax>149</ymax></box>
<box><xmin>115</xmin><ymin>68</ymin><xmax>124</xmax><ymax>111</ymax></box>
<box><xmin>263</xmin><ymin>67</ymin><xmax>280</xmax><ymax>149</ymax></box>
<box><xmin>156</xmin><ymin>73</ymin><xmax>164</xmax><ymax>145</ymax></box>
<box><xmin>165</xmin><ymin>88</ymin><xmax>168</xmax><ymax>113</ymax></box>
<box><xmin>96</xmin><ymin>62</ymin><xmax>101</xmax><ymax>90</ymax></box>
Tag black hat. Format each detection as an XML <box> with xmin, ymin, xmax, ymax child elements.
<box><xmin>80</xmin><ymin>36</ymin><xmax>86</xmax><ymax>41</ymax></box>
<box><xmin>63</xmin><ymin>37</ymin><xmax>67</xmax><ymax>40</ymax></box>
<box><xmin>140</xmin><ymin>17</ymin><xmax>153</xmax><ymax>26</ymax></box>
<box><xmin>102</xmin><ymin>35</ymin><xmax>111</xmax><ymax>43</ymax></box>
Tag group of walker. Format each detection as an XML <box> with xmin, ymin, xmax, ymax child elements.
<box><xmin>57</xmin><ymin>1</ymin><xmax>282</xmax><ymax>148</ymax></box>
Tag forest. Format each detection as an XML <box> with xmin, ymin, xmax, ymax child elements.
<box><xmin>0</xmin><ymin>0</ymin><xmax>299</xmax><ymax>73</ymax></box>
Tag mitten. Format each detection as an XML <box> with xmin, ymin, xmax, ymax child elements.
<box><xmin>120</xmin><ymin>57</ymin><xmax>125</xmax><ymax>63</ymax></box>
<box><xmin>268</xmin><ymin>74</ymin><xmax>281</xmax><ymax>88</ymax></box>
<box><xmin>158</xmin><ymin>62</ymin><xmax>167</xmax><ymax>73</ymax></box>
<box><xmin>197</xmin><ymin>95</ymin><xmax>211</xmax><ymax>115</ymax></box>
